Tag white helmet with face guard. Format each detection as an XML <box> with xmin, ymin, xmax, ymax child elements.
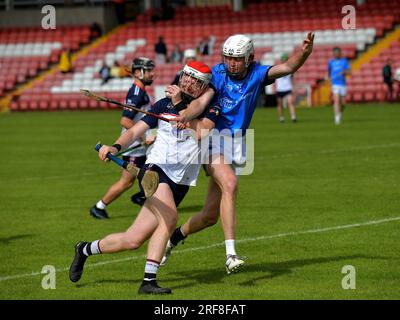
<box><xmin>222</xmin><ymin>34</ymin><xmax>254</xmax><ymax>67</ymax></box>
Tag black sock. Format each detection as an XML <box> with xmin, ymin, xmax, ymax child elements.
<box><xmin>143</xmin><ymin>273</ymin><xmax>156</xmax><ymax>284</ymax></box>
<box><xmin>170</xmin><ymin>226</ymin><xmax>187</xmax><ymax>246</ymax></box>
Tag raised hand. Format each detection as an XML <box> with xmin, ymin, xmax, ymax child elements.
<box><xmin>165</xmin><ymin>85</ymin><xmax>183</xmax><ymax>105</ymax></box>
<box><xmin>302</xmin><ymin>32</ymin><xmax>315</xmax><ymax>57</ymax></box>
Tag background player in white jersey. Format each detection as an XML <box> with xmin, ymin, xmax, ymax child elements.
<box><xmin>162</xmin><ymin>32</ymin><xmax>314</xmax><ymax>274</ymax></box>
<box><xmin>69</xmin><ymin>61</ymin><xmax>219</xmax><ymax>295</ymax></box>
<box><xmin>90</xmin><ymin>57</ymin><xmax>156</xmax><ymax>219</ymax></box>
<box><xmin>276</xmin><ymin>53</ymin><xmax>297</xmax><ymax>123</ymax></box>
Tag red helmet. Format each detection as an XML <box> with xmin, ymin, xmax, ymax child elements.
<box><xmin>179</xmin><ymin>61</ymin><xmax>212</xmax><ymax>99</ymax></box>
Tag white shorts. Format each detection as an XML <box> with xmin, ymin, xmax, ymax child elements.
<box><xmin>332</xmin><ymin>85</ymin><xmax>347</xmax><ymax>96</ymax></box>
<box><xmin>208</xmin><ymin>132</ymin><xmax>248</xmax><ymax>176</ymax></box>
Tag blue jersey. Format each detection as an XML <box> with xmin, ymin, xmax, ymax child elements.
<box><xmin>328</xmin><ymin>58</ymin><xmax>350</xmax><ymax>86</ymax></box>
<box><xmin>211</xmin><ymin>62</ymin><xmax>273</xmax><ymax>132</ymax></box>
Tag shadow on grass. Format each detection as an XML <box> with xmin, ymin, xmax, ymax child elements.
<box><xmin>165</xmin><ymin>254</ymin><xmax>388</xmax><ymax>290</ymax></box>
<box><xmin>74</xmin><ymin>278</ymin><xmax>137</xmax><ymax>288</ymax></box>
<box><xmin>0</xmin><ymin>234</ymin><xmax>34</xmax><ymax>245</ymax></box>
<box><xmin>73</xmin><ymin>254</ymin><xmax>392</xmax><ymax>291</ymax></box>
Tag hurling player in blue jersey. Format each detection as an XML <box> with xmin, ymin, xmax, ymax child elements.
<box><xmin>69</xmin><ymin>61</ymin><xmax>219</xmax><ymax>295</ymax></box>
<box><xmin>161</xmin><ymin>32</ymin><xmax>314</xmax><ymax>274</ymax></box>
<box><xmin>328</xmin><ymin>47</ymin><xmax>351</xmax><ymax>125</ymax></box>
<box><xmin>90</xmin><ymin>57</ymin><xmax>157</xmax><ymax>219</ymax></box>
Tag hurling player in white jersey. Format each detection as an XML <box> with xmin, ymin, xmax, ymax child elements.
<box><xmin>90</xmin><ymin>57</ymin><xmax>156</xmax><ymax>219</ymax></box>
<box><xmin>276</xmin><ymin>53</ymin><xmax>297</xmax><ymax>123</ymax></box>
<box><xmin>69</xmin><ymin>61</ymin><xmax>219</xmax><ymax>295</ymax></box>
<box><xmin>161</xmin><ymin>32</ymin><xmax>314</xmax><ymax>274</ymax></box>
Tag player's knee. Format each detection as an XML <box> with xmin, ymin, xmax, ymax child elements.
<box><xmin>201</xmin><ymin>211</ymin><xmax>219</xmax><ymax>226</ymax></box>
<box><xmin>118</xmin><ymin>179</ymin><xmax>133</xmax><ymax>190</ymax></box>
<box><xmin>205</xmin><ymin>215</ymin><xmax>219</xmax><ymax>226</ymax></box>
<box><xmin>222</xmin><ymin>176</ymin><xmax>238</xmax><ymax>197</ymax></box>
<box><xmin>123</xmin><ymin>236</ymin><xmax>143</xmax><ymax>250</ymax></box>
<box><xmin>165</xmin><ymin>214</ymin><xmax>178</xmax><ymax>232</ymax></box>
<box><xmin>124</xmin><ymin>234</ymin><xmax>143</xmax><ymax>250</ymax></box>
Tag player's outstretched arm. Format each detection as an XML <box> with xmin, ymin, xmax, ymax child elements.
<box><xmin>268</xmin><ymin>32</ymin><xmax>314</xmax><ymax>79</ymax></box>
<box><xmin>98</xmin><ymin>121</ymin><xmax>150</xmax><ymax>161</ymax></box>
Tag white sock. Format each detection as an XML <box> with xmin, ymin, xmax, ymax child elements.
<box><xmin>335</xmin><ymin>114</ymin><xmax>341</xmax><ymax>124</ymax></box>
<box><xmin>96</xmin><ymin>200</ymin><xmax>107</xmax><ymax>210</ymax></box>
<box><xmin>90</xmin><ymin>240</ymin><xmax>102</xmax><ymax>255</ymax></box>
<box><xmin>82</xmin><ymin>240</ymin><xmax>101</xmax><ymax>256</ymax></box>
<box><xmin>145</xmin><ymin>260</ymin><xmax>159</xmax><ymax>274</ymax></box>
<box><xmin>144</xmin><ymin>259</ymin><xmax>159</xmax><ymax>282</ymax></box>
<box><xmin>225</xmin><ymin>239</ymin><xmax>236</xmax><ymax>257</ymax></box>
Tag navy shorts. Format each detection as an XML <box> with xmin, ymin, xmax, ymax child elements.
<box><xmin>276</xmin><ymin>90</ymin><xmax>292</xmax><ymax>98</ymax></box>
<box><xmin>122</xmin><ymin>155</ymin><xmax>146</xmax><ymax>168</ymax></box>
<box><xmin>138</xmin><ymin>164</ymin><xmax>189</xmax><ymax>207</ymax></box>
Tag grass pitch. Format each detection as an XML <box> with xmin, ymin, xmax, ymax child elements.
<box><xmin>0</xmin><ymin>103</ymin><xmax>399</xmax><ymax>300</ymax></box>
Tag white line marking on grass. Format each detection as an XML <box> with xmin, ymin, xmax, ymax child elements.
<box><xmin>1</xmin><ymin>216</ymin><xmax>399</xmax><ymax>282</ymax></box>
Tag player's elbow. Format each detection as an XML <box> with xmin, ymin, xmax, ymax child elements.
<box><xmin>270</xmin><ymin>63</ymin><xmax>293</xmax><ymax>79</ymax></box>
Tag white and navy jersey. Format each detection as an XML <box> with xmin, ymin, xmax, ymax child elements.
<box><xmin>140</xmin><ymin>97</ymin><xmax>220</xmax><ymax>186</ymax></box>
<box><xmin>121</xmin><ymin>81</ymin><xmax>154</xmax><ymax>157</ymax></box>
<box><xmin>276</xmin><ymin>74</ymin><xmax>293</xmax><ymax>92</ymax></box>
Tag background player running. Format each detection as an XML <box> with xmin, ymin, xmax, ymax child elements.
<box><xmin>90</xmin><ymin>57</ymin><xmax>156</xmax><ymax>219</ymax></box>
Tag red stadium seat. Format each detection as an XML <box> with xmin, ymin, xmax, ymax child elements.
<box><xmin>49</xmin><ymin>100</ymin><xmax>59</xmax><ymax>110</ymax></box>
<box><xmin>78</xmin><ymin>99</ymin><xmax>89</xmax><ymax>109</ymax></box>
<box><xmin>59</xmin><ymin>99</ymin><xmax>69</xmax><ymax>110</ymax></box>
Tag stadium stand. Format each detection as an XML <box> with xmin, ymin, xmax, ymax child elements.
<box><xmin>4</xmin><ymin>0</ymin><xmax>400</xmax><ymax>111</ymax></box>
<box><xmin>0</xmin><ymin>26</ymin><xmax>92</xmax><ymax>98</ymax></box>
<box><xmin>346</xmin><ymin>28</ymin><xmax>400</xmax><ymax>103</ymax></box>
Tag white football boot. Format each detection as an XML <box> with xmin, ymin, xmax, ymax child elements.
<box><xmin>160</xmin><ymin>240</ymin><xmax>175</xmax><ymax>266</ymax></box>
<box><xmin>225</xmin><ymin>255</ymin><xmax>245</xmax><ymax>275</ymax></box>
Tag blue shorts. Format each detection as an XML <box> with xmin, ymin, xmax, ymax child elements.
<box><xmin>138</xmin><ymin>164</ymin><xmax>189</xmax><ymax>207</ymax></box>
